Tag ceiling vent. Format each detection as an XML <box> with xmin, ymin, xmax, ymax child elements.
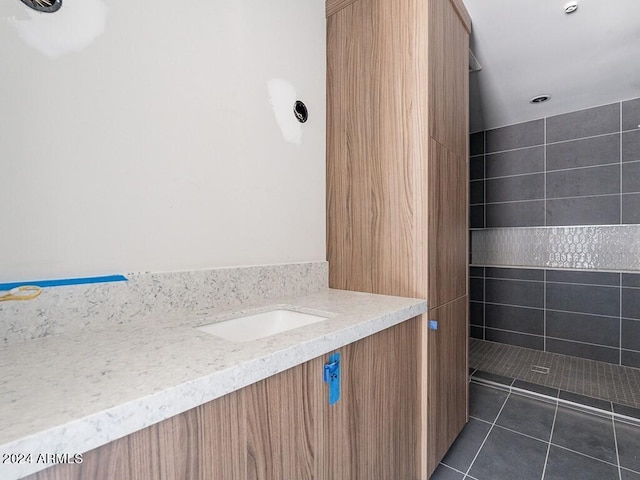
<box><xmin>469</xmin><ymin>50</ymin><xmax>482</xmax><ymax>73</ymax></box>
<box><xmin>19</xmin><ymin>0</ymin><xmax>62</xmax><ymax>13</ymax></box>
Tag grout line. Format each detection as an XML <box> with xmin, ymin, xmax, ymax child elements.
<box><xmin>620</xmin><ymin>273</ymin><xmax>623</xmax><ymax>367</ymax></box>
<box><xmin>544</xmin><ymin>117</ymin><xmax>549</xmax><ymax>231</ymax></box>
<box><xmin>540</xmin><ymin>400</ymin><xmax>559</xmax><ymax>480</ymax></box>
<box><xmin>612</xmin><ymin>411</ymin><xmax>623</xmax><ymax>480</ymax></box>
<box><xmin>485</xmin><ymin>192</ymin><xmax>620</xmax><ymax>205</ymax></box>
<box><xmin>464</xmin><ymin>391</ymin><xmax>512</xmax><ymax>477</ymax></box>
<box><xmin>549</xmin><ymin>443</ymin><xmax>622</xmax><ymax>470</ymax></box>
<box><xmin>471</xmin><ymin>263</ymin><xmax>640</xmax><ymax>276</ymax></box>
<box><xmin>437</xmin><ymin>464</ymin><xmax>467</xmax><ymax>477</ymax></box>
<box><xmin>484</xmin><ymin>132</ymin><xmax>487</xmax><ymax>230</ymax></box>
<box><xmin>543</xmin><ymin>270</ymin><xmax>547</xmax><ymax>352</ymax></box>
<box><xmin>484</xmin><ymin>143</ymin><xmax>545</xmax><ymax>156</ymax></box>
<box><xmin>470</xmin><ymin>223</ymin><xmax>640</xmax><ymax>229</ymax></box>
<box><xmin>620</xmin><ymin>105</ymin><xmax>624</xmax><ymax>226</ymax></box>
<box><xmin>482</xmin><ymin>267</ymin><xmax>486</xmax><ymax>340</ymax></box>
<box><xmin>492</xmin><ymin>423</ymin><xmax>551</xmax><ymax>445</ymax></box>
<box><xmin>544</xmin><ymin>118</ymin><xmax>548</xmax><ymax>228</ymax></box>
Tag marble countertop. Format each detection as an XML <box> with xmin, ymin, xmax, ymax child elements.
<box><xmin>0</xmin><ymin>288</ymin><xmax>426</xmax><ymax>479</ymax></box>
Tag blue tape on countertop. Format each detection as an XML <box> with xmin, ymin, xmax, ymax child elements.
<box><xmin>0</xmin><ymin>275</ymin><xmax>128</xmax><ymax>290</ymax></box>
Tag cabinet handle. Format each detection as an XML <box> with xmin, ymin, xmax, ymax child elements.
<box><xmin>324</xmin><ymin>353</ymin><xmax>341</xmax><ymax>406</ymax></box>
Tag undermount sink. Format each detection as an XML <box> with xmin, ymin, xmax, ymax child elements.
<box><xmin>197</xmin><ymin>309</ymin><xmax>329</xmax><ymax>342</ymax></box>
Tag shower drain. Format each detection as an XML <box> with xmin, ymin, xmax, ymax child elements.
<box><xmin>531</xmin><ymin>365</ymin><xmax>550</xmax><ymax>375</ymax></box>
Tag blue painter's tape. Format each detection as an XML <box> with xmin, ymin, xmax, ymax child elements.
<box><xmin>324</xmin><ymin>352</ymin><xmax>341</xmax><ymax>406</ymax></box>
<box><xmin>0</xmin><ymin>275</ymin><xmax>128</xmax><ymax>290</ymax></box>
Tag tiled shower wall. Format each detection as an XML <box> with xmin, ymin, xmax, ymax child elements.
<box><xmin>470</xmin><ymin>266</ymin><xmax>640</xmax><ymax>368</ymax></box>
<box><xmin>470</xmin><ymin>98</ymin><xmax>640</xmax><ymax>228</ymax></box>
<box><xmin>470</xmin><ymin>97</ymin><xmax>640</xmax><ymax>367</ymax></box>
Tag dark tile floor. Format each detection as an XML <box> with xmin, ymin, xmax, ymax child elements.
<box><xmin>432</xmin><ymin>381</ymin><xmax>640</xmax><ymax>480</ymax></box>
<box><xmin>470</xmin><ymin>339</ymin><xmax>640</xmax><ymax>408</ymax></box>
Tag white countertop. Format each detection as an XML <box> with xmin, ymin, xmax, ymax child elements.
<box><xmin>0</xmin><ymin>288</ymin><xmax>426</xmax><ymax>479</ymax></box>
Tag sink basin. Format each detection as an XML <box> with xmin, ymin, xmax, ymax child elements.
<box><xmin>197</xmin><ymin>309</ymin><xmax>329</xmax><ymax>342</ymax></box>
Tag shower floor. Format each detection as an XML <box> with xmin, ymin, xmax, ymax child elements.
<box><xmin>470</xmin><ymin>339</ymin><xmax>640</xmax><ymax>410</ymax></box>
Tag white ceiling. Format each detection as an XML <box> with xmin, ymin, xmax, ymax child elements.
<box><xmin>465</xmin><ymin>0</ymin><xmax>640</xmax><ymax>132</ymax></box>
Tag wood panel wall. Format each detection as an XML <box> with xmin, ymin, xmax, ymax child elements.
<box><xmin>326</xmin><ymin>0</ymin><xmax>470</xmax><ymax>477</ymax></box>
<box><xmin>326</xmin><ymin>0</ymin><xmax>429</xmax><ymax>299</ymax></box>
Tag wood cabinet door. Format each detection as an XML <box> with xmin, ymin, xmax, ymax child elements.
<box><xmin>244</xmin><ymin>357</ymin><xmax>326</xmax><ymax>480</ymax></box>
<box><xmin>428</xmin><ymin>139</ymin><xmax>468</xmax><ymax>309</ymax></box>
<box><xmin>25</xmin><ymin>392</ymin><xmax>246</xmax><ymax>480</ymax></box>
<box><xmin>326</xmin><ymin>318</ymin><xmax>422</xmax><ymax>480</ymax></box>
<box><xmin>429</xmin><ymin>0</ymin><xmax>470</xmax><ymax>160</ymax></box>
<box><xmin>426</xmin><ymin>296</ymin><xmax>469</xmax><ymax>476</ymax></box>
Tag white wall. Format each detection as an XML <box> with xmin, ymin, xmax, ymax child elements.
<box><xmin>0</xmin><ymin>0</ymin><xmax>326</xmax><ymax>282</ymax></box>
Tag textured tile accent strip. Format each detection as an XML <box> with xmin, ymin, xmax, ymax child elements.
<box><xmin>471</xmin><ymin>225</ymin><xmax>640</xmax><ymax>270</ymax></box>
<box><xmin>0</xmin><ymin>262</ymin><xmax>328</xmax><ymax>345</ymax></box>
<box><xmin>470</xmin><ymin>339</ymin><xmax>640</xmax><ymax>409</ymax></box>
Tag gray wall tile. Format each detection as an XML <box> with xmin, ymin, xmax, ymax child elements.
<box><xmin>485</xmin><ymin>278</ymin><xmax>544</xmax><ymax>308</ymax></box>
<box><xmin>546</xmin><ymin>195</ymin><xmax>620</xmax><ymax>226</ymax></box>
<box><xmin>485</xmin><ymin>304</ymin><xmax>544</xmax><ymax>335</ymax></box>
<box><xmin>486</xmin><ymin>201</ymin><xmax>545</xmax><ymax>228</ymax></box>
<box><xmin>470</xmin><ymin>180</ymin><xmax>485</xmax><ymax>205</ymax></box>
<box><xmin>486</xmin><ymin>173</ymin><xmax>544</xmax><ymax>203</ymax></box>
<box><xmin>485</xmin><ymin>328</ymin><xmax>544</xmax><ymax>350</ymax></box>
<box><xmin>546</xmin><ymin>338</ymin><xmax>619</xmax><ymax>364</ymax></box>
<box><xmin>547</xmin><ymin>103</ymin><xmax>620</xmax><ymax>143</ymax></box>
<box><xmin>470</xmin><ymin>301</ymin><xmax>484</xmax><ymax>326</ymax></box>
<box><xmin>546</xmin><ymin>283</ymin><xmax>620</xmax><ymax>317</ymax></box>
<box><xmin>470</xmin><ymin>277</ymin><xmax>484</xmax><ymax>302</ymax></box>
<box><xmin>622</xmin><ymin>161</ymin><xmax>640</xmax><ymax>193</ymax></box>
<box><xmin>623</xmin><ymin>273</ymin><xmax>640</xmax><ymax>288</ymax></box>
<box><xmin>547</xmin><ymin>310</ymin><xmax>619</xmax><ymax>347</ymax></box>
<box><xmin>622</xmin><ymin>130</ymin><xmax>640</xmax><ymax>162</ymax></box>
<box><xmin>468</xmin><ymin>98</ymin><xmax>640</xmax><ymax>365</ymax></box>
<box><xmin>486</xmin><ymin>146</ymin><xmax>544</xmax><ymax>178</ymax></box>
<box><xmin>622</xmin><ymin>98</ymin><xmax>640</xmax><ymax>131</ymax></box>
<box><xmin>545</xmin><ymin>270</ymin><xmax>620</xmax><ymax>286</ymax></box>
<box><xmin>621</xmin><ymin>350</ymin><xmax>640</xmax><ymax>368</ymax></box>
<box><xmin>486</xmin><ymin>119</ymin><xmax>544</xmax><ymax>153</ymax></box>
<box><xmin>470</xmin><ymin>132</ymin><xmax>485</xmax><ymax>155</ymax></box>
<box><xmin>622</xmin><ymin>194</ymin><xmax>640</xmax><ymax>224</ymax></box>
<box><xmin>470</xmin><ymin>326</ymin><xmax>484</xmax><ymax>340</ymax></box>
<box><xmin>621</xmin><ymin>319</ymin><xmax>640</xmax><ymax>351</ymax></box>
<box><xmin>470</xmin><ymin>266</ymin><xmax>485</xmax><ymax>278</ymax></box>
<box><xmin>546</xmin><ymin>165</ymin><xmax>620</xmax><ymax>199</ymax></box>
<box><xmin>622</xmin><ymin>287</ymin><xmax>640</xmax><ymax>320</ymax></box>
<box><xmin>470</xmin><ymin>156</ymin><xmax>485</xmax><ymax>180</ymax></box>
<box><xmin>470</xmin><ymin>205</ymin><xmax>485</xmax><ymax>229</ymax></box>
<box><xmin>546</xmin><ymin>134</ymin><xmax>620</xmax><ymax>171</ymax></box>
<box><xmin>486</xmin><ymin>267</ymin><xmax>544</xmax><ymax>281</ymax></box>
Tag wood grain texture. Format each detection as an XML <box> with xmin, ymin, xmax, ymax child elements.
<box><xmin>326</xmin><ymin>0</ymin><xmax>429</xmax><ymax>299</ymax></box>
<box><xmin>326</xmin><ymin>318</ymin><xmax>421</xmax><ymax>480</ymax></box>
<box><xmin>448</xmin><ymin>0</ymin><xmax>472</xmax><ymax>33</ymax></box>
<box><xmin>326</xmin><ymin>0</ymin><xmax>359</xmax><ymax>18</ymax></box>
<box><xmin>426</xmin><ymin>296</ymin><xmax>469</xmax><ymax>477</ymax></box>
<box><xmin>326</xmin><ymin>0</ymin><xmax>469</xmax><ymax>477</ymax></box>
<box><xmin>428</xmin><ymin>140</ymin><xmax>468</xmax><ymax>308</ymax></box>
<box><xmin>26</xmin><ymin>392</ymin><xmax>245</xmax><ymax>480</ymax></box>
<box><xmin>244</xmin><ymin>358</ymin><xmax>325</xmax><ymax>480</ymax></box>
<box><xmin>429</xmin><ymin>0</ymin><xmax>470</xmax><ymax>159</ymax></box>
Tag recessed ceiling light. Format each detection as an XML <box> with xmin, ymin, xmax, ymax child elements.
<box><xmin>529</xmin><ymin>95</ymin><xmax>551</xmax><ymax>104</ymax></box>
<box><xmin>565</xmin><ymin>1</ymin><xmax>578</xmax><ymax>14</ymax></box>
